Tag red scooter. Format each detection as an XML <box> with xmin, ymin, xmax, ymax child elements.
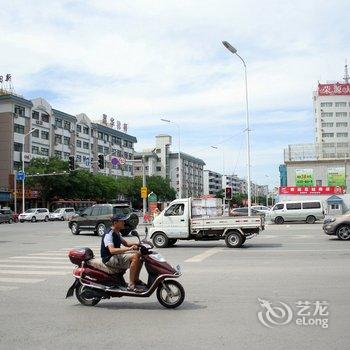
<box><xmin>66</xmin><ymin>230</ymin><xmax>185</xmax><ymax>308</ymax></box>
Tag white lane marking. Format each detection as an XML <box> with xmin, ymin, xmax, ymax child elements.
<box><xmin>9</xmin><ymin>256</ymin><xmax>67</xmax><ymax>260</ymax></box>
<box><xmin>0</xmin><ymin>259</ymin><xmax>70</xmax><ymax>264</ymax></box>
<box><xmin>286</xmin><ymin>225</ymin><xmax>290</xmax><ymax>228</ymax></box>
<box><xmin>0</xmin><ymin>264</ymin><xmax>71</xmax><ymax>269</ymax></box>
<box><xmin>0</xmin><ymin>286</ymin><xmax>19</xmax><ymax>291</ymax></box>
<box><xmin>222</xmin><ymin>249</ymin><xmax>350</xmax><ymax>253</ymax></box>
<box><xmin>0</xmin><ymin>277</ymin><xmax>45</xmax><ymax>283</ymax></box>
<box><xmin>0</xmin><ymin>270</ymin><xmax>68</xmax><ymax>275</ymax></box>
<box><xmin>185</xmin><ymin>248</ymin><xmax>223</xmax><ymax>263</ymax></box>
<box><xmin>260</xmin><ymin>234</ymin><xmax>276</xmax><ymax>239</ymax></box>
<box><xmin>292</xmin><ymin>235</ymin><xmax>311</xmax><ymax>239</ymax></box>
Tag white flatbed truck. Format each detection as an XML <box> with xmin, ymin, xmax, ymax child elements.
<box><xmin>149</xmin><ymin>198</ymin><xmax>265</xmax><ymax>248</ymax></box>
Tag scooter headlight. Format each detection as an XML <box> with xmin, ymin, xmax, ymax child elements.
<box><xmin>150</xmin><ymin>253</ymin><xmax>166</xmax><ymax>262</ymax></box>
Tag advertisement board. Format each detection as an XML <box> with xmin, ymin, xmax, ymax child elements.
<box><xmin>279</xmin><ymin>186</ymin><xmax>345</xmax><ymax>195</ymax></box>
<box><xmin>327</xmin><ymin>168</ymin><xmax>346</xmax><ymax>187</ymax></box>
<box><xmin>295</xmin><ymin>169</ymin><xmax>314</xmax><ymax>186</ymax></box>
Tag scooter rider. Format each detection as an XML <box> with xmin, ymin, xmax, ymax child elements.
<box><xmin>101</xmin><ymin>214</ymin><xmax>143</xmax><ymax>292</ymax></box>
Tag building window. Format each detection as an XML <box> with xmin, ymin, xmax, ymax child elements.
<box><xmin>64</xmin><ymin>120</ymin><xmax>71</xmax><ymax>130</ymax></box>
<box><xmin>111</xmin><ymin>136</ymin><xmax>117</xmax><ymax>144</ymax></box>
<box><xmin>14</xmin><ymin>124</ymin><xmax>25</xmax><ymax>134</ymax></box>
<box><xmin>123</xmin><ymin>140</ymin><xmax>128</xmax><ymax>147</ymax></box>
<box><xmin>55</xmin><ymin>118</ymin><xmax>62</xmax><ymax>128</ymax></box>
<box><xmin>322</xmin><ymin>133</ymin><xmax>334</xmax><ymax>138</ymax></box>
<box><xmin>98</xmin><ymin>132</ymin><xmax>103</xmax><ymax>140</ymax></box>
<box><xmin>32</xmin><ymin>111</ymin><xmax>39</xmax><ymax>120</ymax></box>
<box><xmin>331</xmin><ymin>204</ymin><xmax>340</xmax><ymax>210</ymax></box>
<box><xmin>83</xmin><ymin>127</ymin><xmax>89</xmax><ymax>135</ymax></box>
<box><xmin>104</xmin><ymin>147</ymin><xmax>109</xmax><ymax>154</ymax></box>
<box><xmin>320</xmin><ymin>102</ymin><xmax>332</xmax><ymax>107</ymax></box>
<box><xmin>83</xmin><ymin>142</ymin><xmax>89</xmax><ymax>150</ymax></box>
<box><xmin>32</xmin><ymin>146</ymin><xmax>39</xmax><ymax>154</ymax></box>
<box><xmin>336</xmin><ymin>133</ymin><xmax>348</xmax><ymax>138</ymax></box>
<box><xmin>14</xmin><ymin>105</ymin><xmax>25</xmax><ymax>117</ymax></box>
<box><xmin>116</xmin><ymin>138</ymin><xmax>122</xmax><ymax>146</ymax></box>
<box><xmin>322</xmin><ymin>143</ymin><xmax>335</xmax><ymax>148</ymax></box>
<box><xmin>13</xmin><ymin>161</ymin><xmax>21</xmax><ymax>171</ymax></box>
<box><xmin>63</xmin><ymin>152</ymin><xmax>70</xmax><ymax>159</ymax></box>
<box><xmin>14</xmin><ymin>142</ymin><xmax>23</xmax><ymax>152</ymax></box>
<box><xmin>41</xmin><ymin>114</ymin><xmax>49</xmax><ymax>123</ymax></box>
<box><xmin>321</xmin><ymin>122</ymin><xmax>333</xmax><ymax>127</ymax></box>
<box><xmin>32</xmin><ymin>129</ymin><xmax>39</xmax><ymax>138</ymax></box>
<box><xmin>76</xmin><ymin>155</ymin><xmax>82</xmax><ymax>162</ymax></box>
<box><xmin>77</xmin><ymin>125</ymin><xmax>82</xmax><ymax>132</ymax></box>
<box><xmin>55</xmin><ymin>134</ymin><xmax>62</xmax><ymax>144</ymax></box>
<box><xmin>103</xmin><ymin>133</ymin><xmax>109</xmax><ymax>142</ymax></box>
<box><xmin>335</xmin><ymin>112</ymin><xmax>347</xmax><ymax>118</ymax></box>
<box><xmin>336</xmin><ymin>122</ymin><xmax>348</xmax><ymax>127</ymax></box>
<box><xmin>76</xmin><ymin>140</ymin><xmax>82</xmax><ymax>148</ymax></box>
<box><xmin>335</xmin><ymin>102</ymin><xmax>347</xmax><ymax>107</ymax></box>
<box><xmin>337</xmin><ymin>142</ymin><xmax>348</xmax><ymax>148</ymax></box>
<box><xmin>41</xmin><ymin>147</ymin><xmax>49</xmax><ymax>156</ymax></box>
<box><xmin>63</xmin><ymin>136</ymin><xmax>70</xmax><ymax>145</ymax></box>
<box><xmin>54</xmin><ymin>150</ymin><xmax>62</xmax><ymax>158</ymax></box>
<box><xmin>41</xmin><ymin>131</ymin><xmax>49</xmax><ymax>140</ymax></box>
<box><xmin>316</xmin><ymin>180</ymin><xmax>322</xmax><ymax>186</ymax></box>
<box><xmin>322</xmin><ymin>113</ymin><xmax>333</xmax><ymax>118</ymax></box>
<box><xmin>98</xmin><ymin>145</ymin><xmax>104</xmax><ymax>153</ymax></box>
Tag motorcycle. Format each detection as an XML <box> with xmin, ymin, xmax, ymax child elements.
<box><xmin>66</xmin><ymin>230</ymin><xmax>185</xmax><ymax>308</ymax></box>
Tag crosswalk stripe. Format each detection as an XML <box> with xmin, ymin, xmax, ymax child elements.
<box><xmin>0</xmin><ymin>270</ymin><xmax>68</xmax><ymax>276</ymax></box>
<box><xmin>0</xmin><ymin>286</ymin><xmax>19</xmax><ymax>291</ymax></box>
<box><xmin>0</xmin><ymin>277</ymin><xmax>45</xmax><ymax>283</ymax></box>
<box><xmin>9</xmin><ymin>256</ymin><xmax>67</xmax><ymax>260</ymax></box>
<box><xmin>0</xmin><ymin>259</ymin><xmax>70</xmax><ymax>264</ymax></box>
<box><xmin>28</xmin><ymin>253</ymin><xmax>68</xmax><ymax>256</ymax></box>
<box><xmin>0</xmin><ymin>264</ymin><xmax>71</xmax><ymax>269</ymax></box>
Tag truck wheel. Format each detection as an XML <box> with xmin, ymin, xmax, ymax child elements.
<box><xmin>306</xmin><ymin>215</ymin><xmax>316</xmax><ymax>224</ymax></box>
<box><xmin>336</xmin><ymin>225</ymin><xmax>350</xmax><ymax>241</ymax></box>
<box><xmin>275</xmin><ymin>216</ymin><xmax>284</xmax><ymax>225</ymax></box>
<box><xmin>225</xmin><ymin>231</ymin><xmax>244</xmax><ymax>248</ymax></box>
<box><xmin>153</xmin><ymin>232</ymin><xmax>169</xmax><ymax>248</ymax></box>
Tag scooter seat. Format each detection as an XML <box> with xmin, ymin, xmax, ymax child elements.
<box><xmin>87</xmin><ymin>258</ymin><xmax>125</xmax><ymax>275</ymax></box>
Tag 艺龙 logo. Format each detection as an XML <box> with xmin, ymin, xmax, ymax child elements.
<box><xmin>257</xmin><ymin>298</ymin><xmax>293</xmax><ymax>328</ymax></box>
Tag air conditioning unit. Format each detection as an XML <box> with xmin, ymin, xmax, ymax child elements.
<box><xmin>76</xmin><ymin>133</ymin><xmax>80</xmax><ymax>137</ymax></box>
<box><xmin>53</xmin><ymin>125</ymin><xmax>57</xmax><ymax>129</ymax></box>
<box><xmin>13</xmin><ymin>113</ymin><xmax>19</xmax><ymax>118</ymax></box>
<box><xmin>36</xmin><ymin>120</ymin><xmax>43</xmax><ymax>125</ymax></box>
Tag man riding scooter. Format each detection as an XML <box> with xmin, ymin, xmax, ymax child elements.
<box><xmin>101</xmin><ymin>214</ymin><xmax>145</xmax><ymax>292</ymax></box>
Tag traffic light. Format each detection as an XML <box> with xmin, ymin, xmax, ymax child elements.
<box><xmin>98</xmin><ymin>154</ymin><xmax>105</xmax><ymax>169</ymax></box>
<box><xmin>225</xmin><ymin>187</ymin><xmax>232</xmax><ymax>200</ymax></box>
<box><xmin>68</xmin><ymin>156</ymin><xmax>75</xmax><ymax>171</ymax></box>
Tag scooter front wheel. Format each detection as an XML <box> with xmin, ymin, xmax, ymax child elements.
<box><xmin>75</xmin><ymin>282</ymin><xmax>101</xmax><ymax>306</ymax></box>
<box><xmin>157</xmin><ymin>280</ymin><xmax>185</xmax><ymax>309</ymax></box>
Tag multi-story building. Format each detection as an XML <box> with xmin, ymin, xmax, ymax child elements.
<box><xmin>203</xmin><ymin>170</ymin><xmax>222</xmax><ymax>195</ymax></box>
<box><xmin>134</xmin><ymin>135</ymin><xmax>205</xmax><ymax>198</ymax></box>
<box><xmin>314</xmin><ymin>65</ymin><xmax>350</xmax><ymax>147</ymax></box>
<box><xmin>0</xmin><ymin>92</ymin><xmax>137</xmax><ymax>208</ymax></box>
<box><xmin>222</xmin><ymin>174</ymin><xmax>240</xmax><ymax>193</ymax></box>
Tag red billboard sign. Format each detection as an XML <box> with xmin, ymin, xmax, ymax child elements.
<box><xmin>318</xmin><ymin>83</ymin><xmax>350</xmax><ymax>96</ymax></box>
<box><xmin>279</xmin><ymin>186</ymin><xmax>345</xmax><ymax>195</ymax></box>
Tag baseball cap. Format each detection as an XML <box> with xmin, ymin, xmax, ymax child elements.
<box><xmin>111</xmin><ymin>213</ymin><xmax>130</xmax><ymax>222</ymax></box>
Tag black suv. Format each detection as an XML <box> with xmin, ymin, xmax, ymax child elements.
<box><xmin>0</xmin><ymin>209</ymin><xmax>15</xmax><ymax>224</ymax></box>
<box><xmin>68</xmin><ymin>204</ymin><xmax>139</xmax><ymax>236</ymax></box>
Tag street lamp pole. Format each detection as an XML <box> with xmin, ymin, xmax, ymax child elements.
<box><xmin>161</xmin><ymin>118</ymin><xmax>182</xmax><ymax>199</ymax></box>
<box><xmin>22</xmin><ymin>128</ymin><xmax>37</xmax><ymax>212</ymax></box>
<box><xmin>222</xmin><ymin>41</ymin><xmax>252</xmax><ymax>216</ymax></box>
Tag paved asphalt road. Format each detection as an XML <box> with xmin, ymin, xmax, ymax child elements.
<box><xmin>0</xmin><ymin>220</ymin><xmax>349</xmax><ymax>350</ymax></box>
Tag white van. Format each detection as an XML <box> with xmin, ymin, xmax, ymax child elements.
<box><xmin>269</xmin><ymin>201</ymin><xmax>324</xmax><ymax>224</ymax></box>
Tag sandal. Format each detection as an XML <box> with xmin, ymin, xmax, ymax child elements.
<box><xmin>127</xmin><ymin>285</ymin><xmax>143</xmax><ymax>293</ymax></box>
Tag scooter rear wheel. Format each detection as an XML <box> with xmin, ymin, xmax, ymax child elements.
<box><xmin>75</xmin><ymin>282</ymin><xmax>101</xmax><ymax>306</ymax></box>
<box><xmin>157</xmin><ymin>280</ymin><xmax>185</xmax><ymax>309</ymax></box>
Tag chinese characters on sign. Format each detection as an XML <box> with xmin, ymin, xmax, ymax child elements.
<box><xmin>100</xmin><ymin>114</ymin><xmax>129</xmax><ymax>133</ymax></box>
<box><xmin>279</xmin><ymin>186</ymin><xmax>346</xmax><ymax>195</ymax></box>
<box><xmin>318</xmin><ymin>83</ymin><xmax>350</xmax><ymax>96</ymax></box>
<box><xmin>295</xmin><ymin>169</ymin><xmax>314</xmax><ymax>186</ymax></box>
<box><xmin>327</xmin><ymin>167</ymin><xmax>346</xmax><ymax>187</ymax></box>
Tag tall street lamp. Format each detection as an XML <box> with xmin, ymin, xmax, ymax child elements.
<box><xmin>222</xmin><ymin>41</ymin><xmax>252</xmax><ymax>216</ymax></box>
<box><xmin>161</xmin><ymin>118</ymin><xmax>182</xmax><ymax>199</ymax></box>
<box><xmin>22</xmin><ymin>128</ymin><xmax>38</xmax><ymax>212</ymax></box>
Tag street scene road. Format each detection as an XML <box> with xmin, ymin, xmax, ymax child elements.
<box><xmin>0</xmin><ymin>221</ymin><xmax>349</xmax><ymax>350</ymax></box>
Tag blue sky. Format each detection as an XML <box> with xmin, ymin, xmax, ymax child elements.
<box><xmin>1</xmin><ymin>0</ymin><xmax>349</xmax><ymax>189</ymax></box>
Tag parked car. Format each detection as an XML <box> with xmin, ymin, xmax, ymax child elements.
<box><xmin>0</xmin><ymin>208</ymin><xmax>16</xmax><ymax>224</ymax></box>
<box><xmin>50</xmin><ymin>208</ymin><xmax>76</xmax><ymax>221</ymax></box>
<box><xmin>18</xmin><ymin>208</ymin><xmax>50</xmax><ymax>222</ymax></box>
<box><xmin>323</xmin><ymin>211</ymin><xmax>350</xmax><ymax>240</ymax></box>
<box><xmin>230</xmin><ymin>207</ymin><xmax>265</xmax><ymax>217</ymax></box>
<box><xmin>68</xmin><ymin>203</ymin><xmax>139</xmax><ymax>236</ymax></box>
<box><xmin>268</xmin><ymin>200</ymin><xmax>324</xmax><ymax>224</ymax></box>
<box><xmin>251</xmin><ymin>205</ymin><xmax>270</xmax><ymax>214</ymax></box>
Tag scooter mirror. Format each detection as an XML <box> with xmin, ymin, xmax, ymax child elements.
<box><xmin>130</xmin><ymin>230</ymin><xmax>139</xmax><ymax>237</ymax></box>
